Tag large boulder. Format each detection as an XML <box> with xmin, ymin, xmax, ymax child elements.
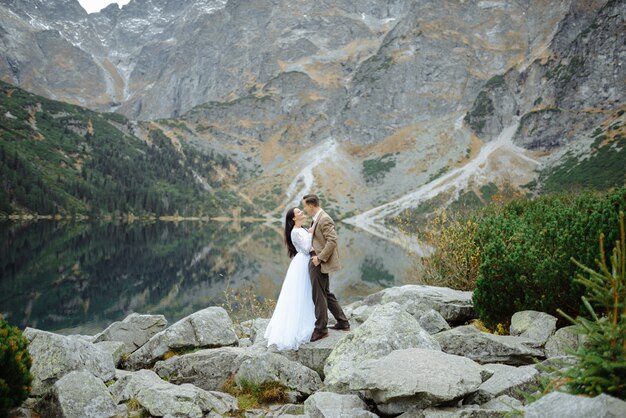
<box><xmin>37</xmin><ymin>370</ymin><xmax>117</xmax><ymax>418</ymax></box>
<box><xmin>323</xmin><ymin>303</ymin><xmax>441</xmax><ymax>392</ymax></box>
<box><xmin>109</xmin><ymin>369</ymin><xmax>237</xmax><ymax>417</ymax></box>
<box><xmin>279</xmin><ymin>329</ymin><xmax>348</xmax><ymax>376</ymax></box>
<box><xmin>434</xmin><ymin>325</ymin><xmax>545</xmax><ymax>365</ymax></box>
<box><xmin>126</xmin><ymin>307</ymin><xmax>238</xmax><ymax>369</ymax></box>
<box><xmin>524</xmin><ymin>392</ymin><xmax>626</xmax><ymax>418</ymax></box>
<box><xmin>350</xmin><ymin>348</ymin><xmax>491</xmax><ymax>415</ymax></box>
<box><xmin>354</xmin><ymin>285</ymin><xmax>475</xmax><ymax>324</ymax></box>
<box><xmin>154</xmin><ymin>346</ymin><xmax>258</xmax><ymax>391</ymax></box>
<box><xmin>94</xmin><ymin>341</ymin><xmax>128</xmax><ymax>367</ymax></box>
<box><xmin>24</xmin><ymin>328</ymin><xmax>116</xmax><ymax>396</ymax></box>
<box><xmin>510</xmin><ymin>311</ymin><xmax>557</xmax><ymax>345</ymax></box>
<box><xmin>93</xmin><ymin>313</ymin><xmax>167</xmax><ymax>353</ymax></box>
<box><xmin>465</xmin><ymin>363</ymin><xmax>538</xmax><ymax>404</ymax></box>
<box><xmin>415</xmin><ymin>309</ymin><xmax>451</xmax><ymax>334</ymax></box>
<box><xmin>236</xmin><ymin>352</ymin><xmax>322</xmax><ymax>396</ymax></box>
<box><xmin>544</xmin><ymin>325</ymin><xmax>586</xmax><ymax>358</ymax></box>
<box><xmin>401</xmin><ymin>394</ymin><xmax>523</xmax><ymax>417</ymax></box>
<box><xmin>304</xmin><ymin>392</ymin><xmax>377</xmax><ymax>418</ymax></box>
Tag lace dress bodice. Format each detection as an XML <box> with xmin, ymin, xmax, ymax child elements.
<box><xmin>291</xmin><ymin>227</ymin><xmax>312</xmax><ymax>255</ymax></box>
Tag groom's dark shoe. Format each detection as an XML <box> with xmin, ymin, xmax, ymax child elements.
<box><xmin>310</xmin><ymin>329</ymin><xmax>329</xmax><ymax>342</ymax></box>
<box><xmin>329</xmin><ymin>321</ymin><xmax>350</xmax><ymax>331</ymax></box>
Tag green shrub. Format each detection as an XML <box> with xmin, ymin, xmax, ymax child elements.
<box><xmin>0</xmin><ymin>318</ymin><xmax>33</xmax><ymax>415</ymax></box>
<box><xmin>554</xmin><ymin>211</ymin><xmax>626</xmax><ymax>398</ymax></box>
<box><xmin>472</xmin><ymin>187</ymin><xmax>626</xmax><ymax>328</ymax></box>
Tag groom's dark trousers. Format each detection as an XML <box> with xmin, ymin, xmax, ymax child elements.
<box><xmin>309</xmin><ymin>259</ymin><xmax>348</xmax><ymax>332</ymax></box>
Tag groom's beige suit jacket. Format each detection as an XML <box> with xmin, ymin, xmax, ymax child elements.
<box><xmin>311</xmin><ymin>209</ymin><xmax>341</xmax><ymax>274</ymax></box>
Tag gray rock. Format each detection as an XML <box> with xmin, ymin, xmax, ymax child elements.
<box><xmin>510</xmin><ymin>311</ymin><xmax>557</xmax><ymax>345</ymax></box>
<box><xmin>115</xmin><ymin>368</ymin><xmax>133</xmax><ymax>380</ymax></box>
<box><xmin>114</xmin><ymin>403</ymin><xmax>128</xmax><ymax>418</ymax></box>
<box><xmin>402</xmin><ymin>397</ymin><xmax>522</xmax><ymax>417</ymax></box>
<box><xmin>9</xmin><ymin>398</ymin><xmax>45</xmax><ymax>418</ymax></box>
<box><xmin>24</xmin><ymin>327</ymin><xmax>116</xmax><ymax>396</ymax></box>
<box><xmin>415</xmin><ymin>309</ymin><xmax>451</xmax><ymax>334</ymax></box>
<box><xmin>93</xmin><ymin>313</ymin><xmax>168</xmax><ymax>353</ymax></box>
<box><xmin>267</xmin><ymin>403</ymin><xmax>305</xmax><ymax>417</ymax></box>
<box><xmin>356</xmin><ymin>285</ymin><xmax>475</xmax><ymax>324</ymax></box>
<box><xmin>251</xmin><ymin>318</ymin><xmax>271</xmax><ymax>347</ymax></box>
<box><xmin>349</xmin><ymin>305</ymin><xmax>378</xmax><ymax>324</ymax></box>
<box><xmin>278</xmin><ymin>329</ymin><xmax>348</xmax><ymax>376</ymax></box>
<box><xmin>466</xmin><ymin>363</ymin><xmax>538</xmax><ymax>404</ymax></box>
<box><xmin>399</xmin><ymin>397</ymin><xmax>523</xmax><ymax>417</ymax></box>
<box><xmin>324</xmin><ymin>303</ymin><xmax>441</xmax><ymax>392</ymax></box>
<box><xmin>524</xmin><ymin>392</ymin><xmax>626</xmax><ymax>418</ymax></box>
<box><xmin>109</xmin><ymin>369</ymin><xmax>237</xmax><ymax>417</ymax></box>
<box><xmin>236</xmin><ymin>352</ymin><xmax>322</xmax><ymax>396</ymax></box>
<box><xmin>304</xmin><ymin>392</ymin><xmax>377</xmax><ymax>418</ymax></box>
<box><xmin>239</xmin><ymin>337</ymin><xmax>253</xmax><ymax>347</ymax></box>
<box><xmin>350</xmin><ymin>348</ymin><xmax>491</xmax><ymax>415</ymax></box>
<box><xmin>434</xmin><ymin>325</ymin><xmax>545</xmax><ymax>365</ymax></box>
<box><xmin>244</xmin><ymin>409</ymin><xmax>267</xmax><ymax>418</ymax></box>
<box><xmin>545</xmin><ymin>325</ymin><xmax>586</xmax><ymax>358</ymax></box>
<box><xmin>126</xmin><ymin>307</ymin><xmax>238</xmax><ymax>369</ymax></box>
<box><xmin>95</xmin><ymin>341</ymin><xmax>129</xmax><ymax>367</ymax></box>
<box><xmin>37</xmin><ymin>370</ymin><xmax>116</xmax><ymax>418</ymax></box>
<box><xmin>69</xmin><ymin>334</ymin><xmax>96</xmax><ymax>343</ymax></box>
<box><xmin>482</xmin><ymin>394</ymin><xmax>524</xmax><ymax>412</ymax></box>
<box><xmin>154</xmin><ymin>346</ymin><xmax>259</xmax><ymax>391</ymax></box>
<box><xmin>240</xmin><ymin>318</ymin><xmax>270</xmax><ymax>344</ymax></box>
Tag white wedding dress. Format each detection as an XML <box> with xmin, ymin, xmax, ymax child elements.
<box><xmin>264</xmin><ymin>227</ymin><xmax>316</xmax><ymax>350</ymax></box>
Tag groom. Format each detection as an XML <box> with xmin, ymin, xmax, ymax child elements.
<box><xmin>302</xmin><ymin>194</ymin><xmax>350</xmax><ymax>342</ymax></box>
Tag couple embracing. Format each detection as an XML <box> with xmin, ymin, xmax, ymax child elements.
<box><xmin>264</xmin><ymin>194</ymin><xmax>350</xmax><ymax>350</ymax></box>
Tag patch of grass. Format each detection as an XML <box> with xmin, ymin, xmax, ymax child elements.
<box><xmin>484</xmin><ymin>74</ymin><xmax>505</xmax><ymax>88</ymax></box>
<box><xmin>221</xmin><ymin>375</ymin><xmax>289</xmax><ymax>416</ymax></box>
<box><xmin>464</xmin><ymin>91</ymin><xmax>495</xmax><ymax>134</ymax></box>
<box><xmin>162</xmin><ymin>345</ymin><xmax>204</xmax><ymax>361</ymax></box>
<box><xmin>546</xmin><ymin>56</ymin><xmax>583</xmax><ymax>84</ymax></box>
<box><xmin>362</xmin><ymin>154</ymin><xmax>396</xmax><ymax>183</ymax></box>
<box><xmin>591</xmin><ymin>127</ymin><xmax>604</xmax><ymax>137</ymax></box>
<box><xmin>480</xmin><ymin>182</ymin><xmax>499</xmax><ymax>201</ymax></box>
<box><xmin>125</xmin><ymin>398</ymin><xmax>148</xmax><ymax>418</ymax></box>
<box><xmin>428</xmin><ymin>166</ymin><xmax>449</xmax><ymax>183</ymax></box>
<box><xmin>539</xmin><ymin>136</ymin><xmax>625</xmax><ymax>194</ymax></box>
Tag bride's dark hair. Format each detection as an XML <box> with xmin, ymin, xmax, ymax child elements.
<box><xmin>284</xmin><ymin>207</ymin><xmax>297</xmax><ymax>258</ymax></box>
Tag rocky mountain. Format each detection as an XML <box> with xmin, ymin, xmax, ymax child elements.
<box><xmin>0</xmin><ymin>0</ymin><xmax>624</xmax><ymax>227</ymax></box>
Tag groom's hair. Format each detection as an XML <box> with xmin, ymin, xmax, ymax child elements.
<box><xmin>302</xmin><ymin>194</ymin><xmax>320</xmax><ymax>207</ymax></box>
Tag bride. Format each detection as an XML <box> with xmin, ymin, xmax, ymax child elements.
<box><xmin>264</xmin><ymin>207</ymin><xmax>316</xmax><ymax>350</ymax></box>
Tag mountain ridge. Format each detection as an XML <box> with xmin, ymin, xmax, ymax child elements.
<box><xmin>0</xmin><ymin>0</ymin><xmax>623</xmax><ymax>224</ymax></box>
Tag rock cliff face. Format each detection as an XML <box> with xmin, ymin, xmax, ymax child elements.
<box><xmin>465</xmin><ymin>0</ymin><xmax>624</xmax><ymax>149</ymax></box>
<box><xmin>0</xmin><ymin>0</ymin><xmax>413</xmax><ymax>120</ymax></box>
<box><xmin>1</xmin><ymin>0</ymin><xmax>623</xmax><ymax>217</ymax></box>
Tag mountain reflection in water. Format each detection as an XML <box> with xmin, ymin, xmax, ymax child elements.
<box><xmin>0</xmin><ymin>219</ymin><xmax>416</xmax><ymax>335</ymax></box>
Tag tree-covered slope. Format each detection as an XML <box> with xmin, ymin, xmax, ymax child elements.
<box><xmin>0</xmin><ymin>80</ymin><xmax>244</xmax><ymax>217</ymax></box>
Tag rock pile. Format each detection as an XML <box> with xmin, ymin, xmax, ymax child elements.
<box><xmin>11</xmin><ymin>285</ymin><xmax>626</xmax><ymax>418</ymax></box>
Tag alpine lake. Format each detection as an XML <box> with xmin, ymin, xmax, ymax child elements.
<box><xmin>0</xmin><ymin>218</ymin><xmax>418</xmax><ymax>334</ymax></box>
